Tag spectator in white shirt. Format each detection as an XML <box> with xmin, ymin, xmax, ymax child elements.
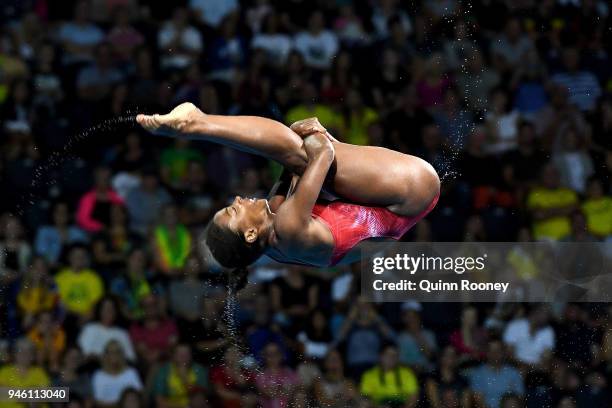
<box><xmin>78</xmin><ymin>297</ymin><xmax>136</xmax><ymax>362</ymax></box>
<box><xmin>251</xmin><ymin>13</ymin><xmax>292</xmax><ymax>67</ymax></box>
<box><xmin>92</xmin><ymin>340</ymin><xmax>142</xmax><ymax>406</ymax></box>
<box><xmin>294</xmin><ymin>11</ymin><xmax>339</xmax><ymax>70</ymax></box>
<box><xmin>503</xmin><ymin>305</ymin><xmax>555</xmax><ymax>365</ymax></box>
<box><xmin>491</xmin><ymin>17</ymin><xmax>534</xmax><ymax>74</ymax></box>
<box><xmin>158</xmin><ymin>7</ymin><xmax>203</xmax><ymax>70</ymax></box>
<box><xmin>551</xmin><ymin>47</ymin><xmax>602</xmax><ymax>112</ymax></box>
<box><xmin>58</xmin><ymin>0</ymin><xmax>105</xmax><ymax>65</ymax></box>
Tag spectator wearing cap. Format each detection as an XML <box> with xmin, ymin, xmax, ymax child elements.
<box><xmin>152</xmin><ymin>343</ymin><xmax>209</xmax><ymax>407</ymax></box>
<box><xmin>360</xmin><ymin>344</ymin><xmax>419</xmax><ymax>408</ymax></box>
<box><xmin>468</xmin><ymin>340</ymin><xmax>524</xmax><ymax>408</ymax></box>
<box><xmin>397</xmin><ymin>302</ymin><xmax>437</xmax><ymax>372</ymax></box>
<box><xmin>0</xmin><ymin>338</ymin><xmax>50</xmax><ymax>408</ymax></box>
<box><xmin>503</xmin><ymin>305</ymin><xmax>555</xmax><ymax>366</ymax></box>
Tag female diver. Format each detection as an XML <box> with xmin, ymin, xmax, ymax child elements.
<box><xmin>137</xmin><ymin>103</ymin><xmax>439</xmax><ymax>272</ymax></box>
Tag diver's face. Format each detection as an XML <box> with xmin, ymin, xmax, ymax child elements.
<box><xmin>213</xmin><ymin>196</ymin><xmax>272</xmax><ymax>241</ymax></box>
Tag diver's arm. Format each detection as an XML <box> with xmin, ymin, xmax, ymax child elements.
<box><xmin>267</xmin><ymin>168</ymin><xmax>294</xmax><ymax>212</ymax></box>
<box><xmin>137</xmin><ymin>103</ymin><xmax>308</xmax><ymax>174</ymax></box>
<box><xmin>278</xmin><ymin>133</ymin><xmax>334</xmax><ymax>226</ymax></box>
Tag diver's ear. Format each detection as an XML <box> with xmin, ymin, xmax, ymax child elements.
<box><xmin>244</xmin><ymin>227</ymin><xmax>258</xmax><ymax>244</ymax></box>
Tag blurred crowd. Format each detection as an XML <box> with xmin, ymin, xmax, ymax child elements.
<box><xmin>0</xmin><ymin>0</ymin><xmax>612</xmax><ymax>407</ymax></box>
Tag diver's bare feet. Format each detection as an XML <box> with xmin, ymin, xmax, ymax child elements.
<box><xmin>290</xmin><ymin>117</ymin><xmax>339</xmax><ymax>142</ymax></box>
<box><xmin>136</xmin><ymin>102</ymin><xmax>202</xmax><ymax>136</ymax></box>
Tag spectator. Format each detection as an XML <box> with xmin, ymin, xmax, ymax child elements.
<box><xmin>210</xmin><ymin>345</ymin><xmax>258</xmax><ymax>408</ymax></box>
<box><xmin>527</xmin><ymin>164</ymin><xmax>579</xmax><ymax>241</ymax></box>
<box><xmin>55</xmin><ymin>245</ymin><xmax>104</xmax><ymax>320</ymax></box>
<box><xmin>484</xmin><ymin>87</ymin><xmax>520</xmax><ymax>154</ymax></box>
<box><xmin>77</xmin><ymin>296</ymin><xmax>136</xmax><ymax>361</ymax></box>
<box><xmin>251</xmin><ymin>13</ymin><xmax>292</xmax><ymax>67</ymax></box>
<box><xmin>27</xmin><ymin>311</ymin><xmax>66</xmax><ymax>372</ymax></box>
<box><xmin>360</xmin><ymin>344</ymin><xmax>419</xmax><ymax>408</ymax></box>
<box><xmin>160</xmin><ymin>139</ymin><xmax>204</xmax><ymax>189</ymax></box>
<box><xmin>433</xmin><ymin>87</ymin><xmax>474</xmax><ymax>150</ymax></box>
<box><xmin>181</xmin><ymin>297</ymin><xmax>228</xmax><ymax>363</ymax></box>
<box><xmin>456</xmin><ymin>48</ymin><xmax>500</xmax><ymax>113</ymax></box>
<box><xmin>152</xmin><ymin>204</ymin><xmax>192</xmax><ymax>276</ymax></box>
<box><xmin>16</xmin><ymin>257</ymin><xmax>58</xmax><ymax>328</ymax></box>
<box><xmin>313</xmin><ymin>349</ymin><xmax>358</xmax><ymax>407</ymax></box>
<box><xmin>468</xmin><ymin>340</ymin><xmax>525</xmax><ymax>408</ymax></box>
<box><xmin>336</xmin><ymin>298</ymin><xmax>395</xmax><ymax>380</ymax></box>
<box><xmin>581</xmin><ymin>178</ymin><xmax>612</xmax><ymax>239</ymax></box>
<box><xmin>110</xmin><ymin>247</ymin><xmax>155</xmax><ymax>319</ymax></box>
<box><xmin>371</xmin><ymin>0</ymin><xmax>412</xmax><ymax>39</ymax></box>
<box><xmin>129</xmin><ymin>294</ymin><xmax>178</xmax><ymax>366</ymax></box>
<box><xmin>339</xmin><ymin>88</ymin><xmax>379</xmax><ymax>145</ymax></box>
<box><xmin>491</xmin><ymin>17</ymin><xmax>534</xmax><ymax>74</ymax></box>
<box><xmin>293</xmin><ymin>11</ymin><xmax>339</xmax><ymax>70</ymax></box>
<box><xmin>153</xmin><ymin>343</ymin><xmax>209</xmax><ymax>407</ymax></box>
<box><xmin>76</xmin><ymin>43</ymin><xmax>124</xmax><ymax>102</ymax></box>
<box><xmin>397</xmin><ymin>303</ymin><xmax>437</xmax><ymax>372</ymax></box>
<box><xmin>552</xmin><ymin>126</ymin><xmax>594</xmax><ymax>194</ymax></box>
<box><xmin>158</xmin><ymin>7</ymin><xmax>203</xmax><ymax>71</ymax></box>
<box><xmin>76</xmin><ymin>166</ymin><xmax>125</xmax><ymax>233</ymax></box>
<box><xmin>256</xmin><ymin>342</ymin><xmax>300</xmax><ymax>408</ymax></box>
<box><xmin>0</xmin><ymin>214</ymin><xmax>31</xmax><ymax>286</ymax></box>
<box><xmin>106</xmin><ymin>6</ymin><xmax>144</xmax><ymax>64</ymax></box>
<box><xmin>58</xmin><ymin>0</ymin><xmax>105</xmax><ymax>64</ymax></box>
<box><xmin>297</xmin><ymin>309</ymin><xmax>333</xmax><ymax>360</ymax></box>
<box><xmin>125</xmin><ymin>169</ymin><xmax>172</xmax><ymax>236</ymax></box>
<box><xmin>119</xmin><ymin>388</ymin><xmax>145</xmax><ymax>408</ymax></box>
<box><xmin>285</xmin><ymin>83</ymin><xmax>341</xmax><ymax>134</ymax></box>
<box><xmin>207</xmin><ymin>14</ymin><xmax>247</xmax><ymax>81</ymax></box>
<box><xmin>550</xmin><ymin>47</ymin><xmax>602</xmax><ymax>112</ymax></box>
<box><xmin>503</xmin><ymin>305</ymin><xmax>555</xmax><ymax>366</ymax></box>
<box><xmin>34</xmin><ymin>202</ymin><xmax>88</xmax><ymax>266</ymax></box>
<box><xmin>168</xmin><ymin>255</ymin><xmax>209</xmax><ymax>322</ymax></box>
<box><xmin>92</xmin><ymin>340</ymin><xmax>143</xmax><ymax>406</ymax></box>
<box><xmin>425</xmin><ymin>346</ymin><xmax>472</xmax><ymax>408</ymax></box>
<box><xmin>449</xmin><ymin>306</ymin><xmax>487</xmax><ymax>360</ymax></box>
<box><xmin>52</xmin><ymin>347</ymin><xmax>92</xmax><ymax>402</ymax></box>
<box><xmin>0</xmin><ymin>338</ymin><xmax>50</xmax><ymax>408</ymax></box>
<box><xmin>190</xmin><ymin>0</ymin><xmax>239</xmax><ymax>29</ymax></box>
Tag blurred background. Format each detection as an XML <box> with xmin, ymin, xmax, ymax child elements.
<box><xmin>0</xmin><ymin>0</ymin><xmax>611</xmax><ymax>407</ymax></box>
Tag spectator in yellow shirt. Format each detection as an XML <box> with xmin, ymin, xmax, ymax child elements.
<box><xmin>55</xmin><ymin>245</ymin><xmax>104</xmax><ymax>320</ymax></box>
<box><xmin>0</xmin><ymin>338</ymin><xmax>50</xmax><ymax>408</ymax></box>
<box><xmin>526</xmin><ymin>164</ymin><xmax>578</xmax><ymax>240</ymax></box>
<box><xmin>285</xmin><ymin>83</ymin><xmax>342</xmax><ymax>136</ymax></box>
<box><xmin>360</xmin><ymin>344</ymin><xmax>419</xmax><ymax>408</ymax></box>
<box><xmin>340</xmin><ymin>88</ymin><xmax>379</xmax><ymax>145</ymax></box>
<box><xmin>582</xmin><ymin>178</ymin><xmax>612</xmax><ymax>239</ymax></box>
<box><xmin>27</xmin><ymin>311</ymin><xmax>66</xmax><ymax>372</ymax></box>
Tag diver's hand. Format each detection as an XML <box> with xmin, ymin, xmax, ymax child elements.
<box><xmin>303</xmin><ymin>131</ymin><xmax>335</xmax><ymax>161</ymax></box>
<box><xmin>136</xmin><ymin>102</ymin><xmax>203</xmax><ymax>136</ymax></box>
<box><xmin>290</xmin><ymin>117</ymin><xmax>339</xmax><ymax>142</ymax></box>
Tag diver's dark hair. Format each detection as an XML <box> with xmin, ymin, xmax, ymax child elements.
<box><xmin>205</xmin><ymin>220</ymin><xmax>264</xmax><ymax>269</ymax></box>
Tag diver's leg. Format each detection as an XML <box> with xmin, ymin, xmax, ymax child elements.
<box><xmin>137</xmin><ymin>103</ymin><xmax>309</xmax><ymax>174</ymax></box>
<box><xmin>137</xmin><ymin>104</ymin><xmax>439</xmax><ymax>216</ymax></box>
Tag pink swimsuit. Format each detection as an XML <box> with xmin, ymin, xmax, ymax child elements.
<box><xmin>266</xmin><ymin>194</ymin><xmax>439</xmax><ymax>266</ymax></box>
